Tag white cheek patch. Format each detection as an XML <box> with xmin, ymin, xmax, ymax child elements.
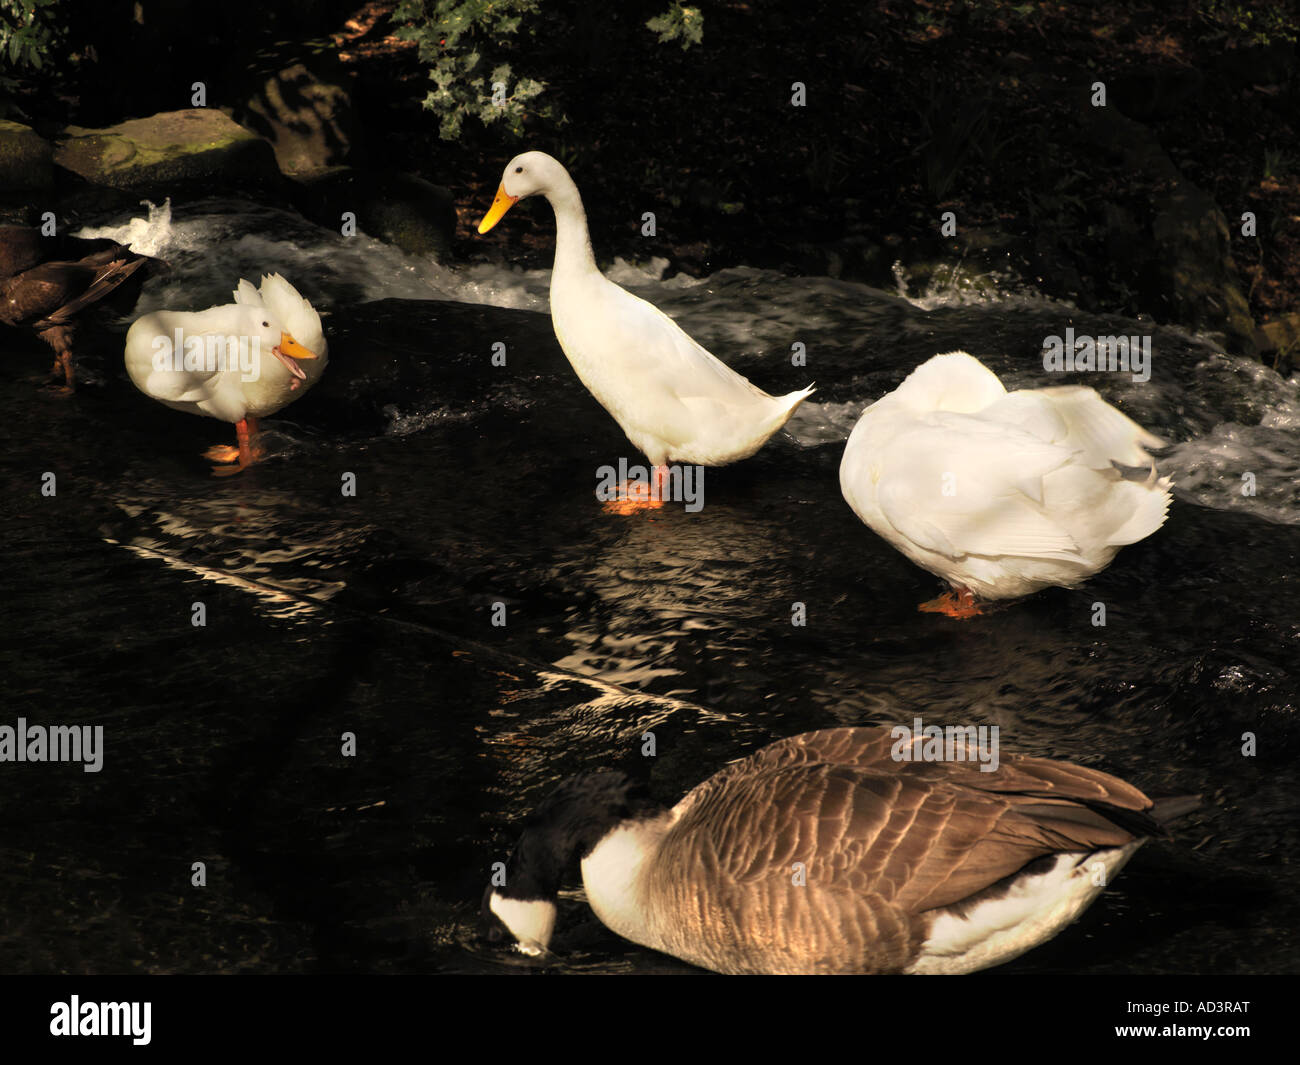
<box><xmin>489</xmin><ymin>893</ymin><xmax>557</xmax><ymax>954</ymax></box>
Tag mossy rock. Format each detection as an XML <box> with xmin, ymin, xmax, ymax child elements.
<box><xmin>54</xmin><ymin>109</ymin><xmax>281</xmax><ymax>191</ymax></box>
<box><xmin>0</xmin><ymin>120</ymin><xmax>54</xmax><ymax>191</ymax></box>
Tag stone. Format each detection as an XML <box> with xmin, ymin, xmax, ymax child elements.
<box><xmin>294</xmin><ymin>168</ymin><xmax>456</xmax><ymax>261</ymax></box>
<box><xmin>1256</xmin><ymin>312</ymin><xmax>1300</xmax><ymax>358</ymax></box>
<box><xmin>0</xmin><ymin>119</ymin><xmax>54</xmax><ymax>191</ymax></box>
<box><xmin>1079</xmin><ymin>103</ymin><xmax>1256</xmax><ymax>357</ymax></box>
<box><xmin>230</xmin><ymin>62</ymin><xmax>355</xmax><ymax>178</ymax></box>
<box><xmin>54</xmin><ymin>109</ymin><xmax>281</xmax><ymax>191</ymax></box>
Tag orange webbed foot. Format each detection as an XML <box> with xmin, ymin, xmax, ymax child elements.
<box><xmin>205</xmin><ymin>417</ymin><xmax>262</xmax><ymax>476</ymax></box>
<box><xmin>602</xmin><ymin>480</ymin><xmax>667</xmax><ymax>515</ymax></box>
<box><xmin>918</xmin><ymin>588</ymin><xmax>984</xmax><ymax>619</ymax></box>
<box><xmin>203</xmin><ymin>444</ymin><xmax>242</xmax><ymax>463</ymax></box>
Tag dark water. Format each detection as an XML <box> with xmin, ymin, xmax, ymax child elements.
<box><xmin>1</xmin><ymin>199</ymin><xmax>1297</xmax><ymax>974</ymax></box>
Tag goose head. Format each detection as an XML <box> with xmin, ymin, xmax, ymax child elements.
<box><xmin>482</xmin><ymin>770</ymin><xmax>655</xmax><ymax>956</ymax></box>
<box><xmin>477</xmin><ymin>151</ymin><xmax>571</xmax><ymax>234</ymax></box>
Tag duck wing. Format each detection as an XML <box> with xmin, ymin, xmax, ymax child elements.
<box><xmin>873</xmin><ymin>411</ymin><xmax>1085</xmax><ymax>562</ymax></box>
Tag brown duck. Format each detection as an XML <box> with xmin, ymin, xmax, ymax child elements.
<box><xmin>1</xmin><ymin>225</ymin><xmax>151</xmax><ymax>392</ymax></box>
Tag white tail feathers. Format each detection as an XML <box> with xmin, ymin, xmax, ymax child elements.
<box><xmin>1106</xmin><ymin>475</ymin><xmax>1173</xmax><ymax>546</ymax></box>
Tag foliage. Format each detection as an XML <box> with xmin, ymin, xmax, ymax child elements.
<box><xmin>0</xmin><ymin>0</ymin><xmax>62</xmax><ymax>72</ymax></box>
<box><xmin>645</xmin><ymin>3</ymin><xmax>703</xmax><ymax>50</ymax></box>
<box><xmin>1200</xmin><ymin>0</ymin><xmax>1298</xmax><ymax>46</ymax></box>
<box><xmin>394</xmin><ymin>1</ymin><xmax>702</xmax><ymax>141</ymax></box>
<box><xmin>913</xmin><ymin>81</ymin><xmax>1013</xmax><ymax>201</ymax></box>
<box><xmin>393</xmin><ymin>0</ymin><xmax>545</xmax><ymax>140</ymax></box>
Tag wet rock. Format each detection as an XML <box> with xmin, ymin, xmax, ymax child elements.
<box><xmin>0</xmin><ymin>225</ymin><xmax>44</xmax><ymax>279</ymax></box>
<box><xmin>229</xmin><ymin>61</ymin><xmax>355</xmax><ymax>178</ymax></box>
<box><xmin>54</xmin><ymin>109</ymin><xmax>281</xmax><ymax>192</ymax></box>
<box><xmin>1255</xmin><ymin>312</ymin><xmax>1300</xmax><ymax>369</ymax></box>
<box><xmin>1079</xmin><ymin>103</ymin><xmax>1256</xmax><ymax>357</ymax></box>
<box><xmin>1150</xmin><ymin>184</ymin><xmax>1256</xmax><ymax>356</ymax></box>
<box><xmin>0</xmin><ymin>119</ymin><xmax>54</xmax><ymax>192</ymax></box>
<box><xmin>293</xmin><ymin>167</ymin><xmax>455</xmax><ymax>261</ymax></box>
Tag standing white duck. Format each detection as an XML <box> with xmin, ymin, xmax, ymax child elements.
<box><xmin>124</xmin><ymin>274</ymin><xmax>327</xmax><ymax>476</ymax></box>
<box><xmin>477</xmin><ymin>151</ymin><xmax>814</xmax><ymax>509</ymax></box>
<box><xmin>840</xmin><ymin>352</ymin><xmax>1171</xmax><ymax>617</ymax></box>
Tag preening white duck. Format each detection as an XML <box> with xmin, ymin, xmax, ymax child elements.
<box><xmin>839</xmin><ymin>352</ymin><xmax>1171</xmax><ymax>616</ymax></box>
<box><xmin>482</xmin><ymin>725</ymin><xmax>1196</xmax><ymax>975</ymax></box>
<box><xmin>477</xmin><ymin>151</ymin><xmax>814</xmax><ymax>509</ymax></box>
<box><xmin>124</xmin><ymin>274</ymin><xmax>327</xmax><ymax>476</ymax></box>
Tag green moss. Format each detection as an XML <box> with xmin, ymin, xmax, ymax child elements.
<box><xmin>0</xmin><ymin>118</ymin><xmax>53</xmax><ymax>189</ymax></box>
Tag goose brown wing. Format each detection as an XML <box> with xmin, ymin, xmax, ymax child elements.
<box><xmin>668</xmin><ymin>726</ymin><xmax>1158</xmax><ymax>914</ymax></box>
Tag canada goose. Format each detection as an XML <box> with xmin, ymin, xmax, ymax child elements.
<box><xmin>124</xmin><ymin>273</ymin><xmax>326</xmax><ymax>475</ymax></box>
<box><xmin>840</xmin><ymin>352</ymin><xmax>1171</xmax><ymax>617</ymax></box>
<box><xmin>477</xmin><ymin>151</ymin><xmax>813</xmax><ymax>509</ymax></box>
<box><xmin>482</xmin><ymin>725</ymin><xmax>1196</xmax><ymax>974</ymax></box>
<box><xmin>1</xmin><ymin>226</ymin><xmax>152</xmax><ymax>392</ymax></box>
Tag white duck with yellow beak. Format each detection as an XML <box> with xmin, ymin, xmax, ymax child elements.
<box><xmin>125</xmin><ymin>273</ymin><xmax>327</xmax><ymax>475</ymax></box>
<box><xmin>478</xmin><ymin>151</ymin><xmax>813</xmax><ymax>508</ymax></box>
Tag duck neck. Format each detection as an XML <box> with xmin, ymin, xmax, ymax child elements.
<box><xmin>544</xmin><ymin>175</ymin><xmax>599</xmax><ymax>284</ymax></box>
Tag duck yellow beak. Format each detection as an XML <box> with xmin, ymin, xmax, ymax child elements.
<box><xmin>277</xmin><ymin>332</ymin><xmax>317</xmax><ymax>360</ymax></box>
<box><xmin>478</xmin><ymin>184</ymin><xmax>519</xmax><ymax>234</ymax></box>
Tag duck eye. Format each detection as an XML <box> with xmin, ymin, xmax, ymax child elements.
<box><xmin>262</xmin><ymin>321</ymin><xmax>269</xmax><ymax>327</ymax></box>
<box><xmin>514</xmin><ymin>166</ymin><xmax>523</xmax><ymax>173</ymax></box>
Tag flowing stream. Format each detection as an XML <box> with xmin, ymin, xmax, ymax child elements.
<box><xmin>1</xmin><ymin>196</ymin><xmax>1295</xmax><ymax>973</ymax></box>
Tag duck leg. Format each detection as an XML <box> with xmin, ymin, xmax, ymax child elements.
<box><xmin>39</xmin><ymin>325</ymin><xmax>76</xmax><ymax>396</ymax></box>
<box><xmin>205</xmin><ymin>416</ymin><xmax>262</xmax><ymax>476</ymax></box>
<box><xmin>918</xmin><ymin>587</ymin><xmax>983</xmax><ymax>619</ymax></box>
<box><xmin>602</xmin><ymin>463</ymin><xmax>669</xmax><ymax>515</ymax></box>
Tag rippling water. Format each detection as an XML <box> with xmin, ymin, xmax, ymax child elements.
<box><xmin>0</xmin><ymin>197</ymin><xmax>1295</xmax><ymax>974</ymax></box>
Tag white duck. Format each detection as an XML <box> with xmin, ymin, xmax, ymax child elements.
<box><xmin>483</xmin><ymin>726</ymin><xmax>1196</xmax><ymax>974</ymax></box>
<box><xmin>477</xmin><ymin>151</ymin><xmax>813</xmax><ymax>508</ymax></box>
<box><xmin>125</xmin><ymin>274</ymin><xmax>327</xmax><ymax>476</ymax></box>
<box><xmin>840</xmin><ymin>352</ymin><xmax>1171</xmax><ymax>616</ymax></box>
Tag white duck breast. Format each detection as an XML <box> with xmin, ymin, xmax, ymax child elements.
<box><xmin>487</xmin><ymin>726</ymin><xmax>1195</xmax><ymax>975</ymax></box>
<box><xmin>478</xmin><ymin>150</ymin><xmax>813</xmax><ymax>469</ymax></box>
<box><xmin>839</xmin><ymin>351</ymin><xmax>1172</xmax><ymax>601</ymax></box>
